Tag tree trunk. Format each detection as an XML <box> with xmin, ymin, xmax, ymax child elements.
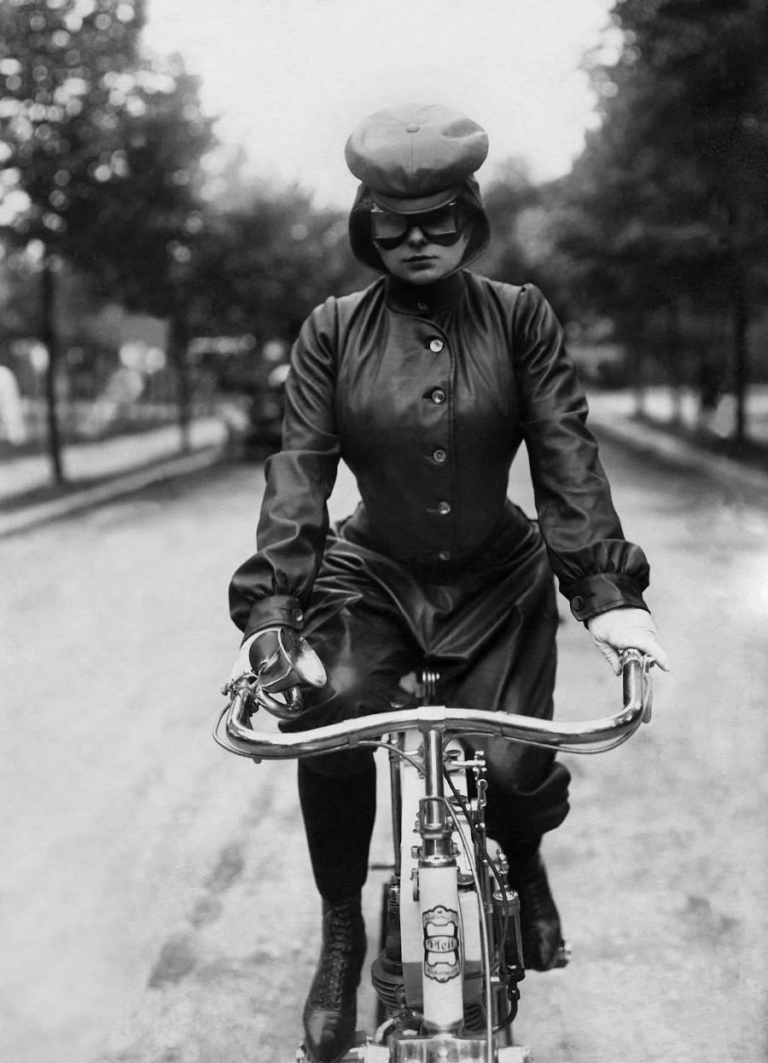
<box><xmin>41</xmin><ymin>253</ymin><xmax>65</xmax><ymax>485</ymax></box>
<box><xmin>168</xmin><ymin>303</ymin><xmax>191</xmax><ymax>453</ymax></box>
<box><xmin>625</xmin><ymin>314</ymin><xmax>646</xmax><ymax>418</ymax></box>
<box><xmin>731</xmin><ymin>263</ymin><xmax>749</xmax><ymax>448</ymax></box>
<box><xmin>667</xmin><ymin>304</ymin><xmax>685</xmax><ymax>428</ymax></box>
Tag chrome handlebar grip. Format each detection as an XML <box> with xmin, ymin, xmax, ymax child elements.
<box><xmin>214</xmin><ymin>650</ymin><xmax>654</xmax><ymax>761</ymax></box>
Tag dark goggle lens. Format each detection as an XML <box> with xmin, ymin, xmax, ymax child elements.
<box><xmin>371</xmin><ymin>204</ymin><xmax>462</xmax><ymax>249</ymax></box>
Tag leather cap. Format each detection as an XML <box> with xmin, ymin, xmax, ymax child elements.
<box><xmin>345</xmin><ymin>103</ymin><xmax>489</xmax><ymax>213</ymax></box>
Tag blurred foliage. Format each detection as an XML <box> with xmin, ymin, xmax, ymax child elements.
<box><xmin>0</xmin><ymin>0</ymin><xmax>367</xmax><ymax>475</ymax></box>
<box><xmin>2</xmin><ymin>0</ymin><xmax>767</xmax><ymax>470</ymax></box>
<box><xmin>191</xmin><ymin>185</ymin><xmax>368</xmax><ymax>343</ymax></box>
<box><xmin>71</xmin><ymin>54</ymin><xmax>215</xmax><ymax>320</ymax></box>
<box><xmin>549</xmin><ymin>0</ymin><xmax>768</xmax><ymax>438</ymax></box>
<box><xmin>481</xmin><ymin>159</ymin><xmax>577</xmax><ymax>324</ymax></box>
<box><xmin>0</xmin><ymin>0</ymin><xmax>365</xmax><ymax>354</ymax></box>
<box><xmin>0</xmin><ymin>0</ymin><xmax>215</xmax><ymax>474</ymax></box>
<box><xmin>0</xmin><ymin>0</ymin><xmax>148</xmax><ymax>251</ymax></box>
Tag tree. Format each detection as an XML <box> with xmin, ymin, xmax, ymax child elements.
<box><xmin>193</xmin><ymin>182</ymin><xmax>368</xmax><ymax>345</ymax></box>
<box><xmin>71</xmin><ymin>53</ymin><xmax>216</xmax><ymax>451</ymax></box>
<box><xmin>0</xmin><ymin>0</ymin><xmax>219</xmax><ymax>475</ymax></box>
<box><xmin>0</xmin><ymin>0</ymin><xmax>148</xmax><ymax>482</ymax></box>
<box><xmin>555</xmin><ymin>0</ymin><xmax>768</xmax><ymax>440</ymax></box>
<box><xmin>482</xmin><ymin>160</ymin><xmax>580</xmax><ymax>323</ymax></box>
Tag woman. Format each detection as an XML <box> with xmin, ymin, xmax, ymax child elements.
<box><xmin>229</xmin><ymin>104</ymin><xmax>668</xmax><ymax>1063</ymax></box>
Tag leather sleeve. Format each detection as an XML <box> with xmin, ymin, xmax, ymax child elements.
<box><xmin>512</xmin><ymin>285</ymin><xmax>650</xmax><ymax>621</ymax></box>
<box><xmin>228</xmin><ymin>299</ymin><xmax>341</xmax><ymax>637</ymax></box>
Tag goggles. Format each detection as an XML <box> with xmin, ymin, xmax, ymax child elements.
<box><xmin>371</xmin><ymin>202</ymin><xmax>464</xmax><ymax>250</ymax></box>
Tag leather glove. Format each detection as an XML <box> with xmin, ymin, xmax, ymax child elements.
<box><xmin>587</xmin><ymin>607</ymin><xmax>670</xmax><ymax>675</ymax></box>
<box><xmin>229</xmin><ymin>628</ymin><xmax>290</xmax><ymax>685</ymax></box>
<box><xmin>229</xmin><ymin>627</ymin><xmax>326</xmax><ymax>691</ymax></box>
<box><xmin>228</xmin><ymin>630</ymin><xmax>267</xmax><ymax>683</ymax></box>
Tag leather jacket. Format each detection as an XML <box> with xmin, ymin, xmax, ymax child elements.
<box><xmin>229</xmin><ymin>270</ymin><xmax>650</xmax><ymax>638</ymax></box>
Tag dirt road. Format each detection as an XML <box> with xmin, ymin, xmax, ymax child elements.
<box><xmin>1</xmin><ymin>439</ymin><xmax>765</xmax><ymax>1063</ymax></box>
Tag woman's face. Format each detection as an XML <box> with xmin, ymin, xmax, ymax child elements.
<box><xmin>376</xmin><ymin>223</ymin><xmax>470</xmax><ymax>285</ymax></box>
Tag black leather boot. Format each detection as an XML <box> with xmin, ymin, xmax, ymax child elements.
<box><xmin>506</xmin><ymin>851</ymin><xmax>564</xmax><ymax>972</ymax></box>
<box><xmin>303</xmin><ymin>896</ymin><xmax>367</xmax><ymax>1063</ymax></box>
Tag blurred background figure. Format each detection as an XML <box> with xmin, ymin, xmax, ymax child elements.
<box><xmin>0</xmin><ymin>363</ymin><xmax>26</xmax><ymax>444</ymax></box>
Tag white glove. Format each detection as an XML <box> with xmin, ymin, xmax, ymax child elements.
<box><xmin>587</xmin><ymin>607</ymin><xmax>670</xmax><ymax>675</ymax></box>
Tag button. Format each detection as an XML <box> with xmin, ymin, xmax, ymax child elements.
<box><xmin>431</xmin><ymin>388</ymin><xmax>446</xmax><ymax>404</ymax></box>
<box><xmin>429</xmin><ymin>338</ymin><xmax>444</xmax><ymax>353</ymax></box>
<box><xmin>438</xmin><ymin>550</ymin><xmax>452</xmax><ymax>561</ymax></box>
<box><xmin>437</xmin><ymin>501</ymin><xmax>451</xmax><ymax>515</ymax></box>
<box><xmin>417</xmin><ymin>302</ymin><xmax>429</xmax><ymax>313</ymax></box>
<box><xmin>291</xmin><ymin>608</ymin><xmax>304</xmax><ymax>623</ymax></box>
<box><xmin>433</xmin><ymin>448</ymin><xmax>447</xmax><ymax>463</ymax></box>
<box><xmin>571</xmin><ymin>596</ymin><xmax>584</xmax><ymax>611</ymax></box>
<box><xmin>406</xmin><ymin>124</ymin><xmax>420</xmax><ymax>133</ymax></box>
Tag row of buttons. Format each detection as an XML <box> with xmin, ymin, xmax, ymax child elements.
<box><xmin>427</xmin><ymin>336</ymin><xmax>449</xmax><ymax>561</ymax></box>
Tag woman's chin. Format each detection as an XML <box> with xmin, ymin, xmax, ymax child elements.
<box><xmin>395</xmin><ymin>261</ymin><xmax>445</xmax><ymax>284</ymax></box>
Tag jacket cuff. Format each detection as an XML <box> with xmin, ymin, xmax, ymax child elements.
<box><xmin>563</xmin><ymin>573</ymin><xmax>648</xmax><ymax>623</ymax></box>
<box><xmin>242</xmin><ymin>595</ymin><xmax>305</xmax><ymax>642</ymax></box>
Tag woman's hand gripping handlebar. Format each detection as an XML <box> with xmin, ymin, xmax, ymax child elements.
<box><xmin>215</xmin><ymin>649</ymin><xmax>654</xmax><ymax>762</ymax></box>
<box><xmin>225</xmin><ymin>627</ymin><xmax>326</xmax><ymax>720</ymax></box>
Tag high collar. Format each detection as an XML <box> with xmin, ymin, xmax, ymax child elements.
<box><xmin>385</xmin><ymin>271</ymin><xmax>467</xmax><ymax>317</ymax></box>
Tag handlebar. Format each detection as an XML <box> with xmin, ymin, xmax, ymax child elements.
<box><xmin>214</xmin><ymin>650</ymin><xmax>653</xmax><ymax>762</ymax></box>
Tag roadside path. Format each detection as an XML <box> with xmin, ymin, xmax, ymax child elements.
<box><xmin>588</xmin><ymin>391</ymin><xmax>768</xmax><ymax>497</ymax></box>
<box><xmin>0</xmin><ymin>417</ymin><xmax>229</xmax><ymax>538</ymax></box>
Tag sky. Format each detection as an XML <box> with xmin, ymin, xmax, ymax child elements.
<box><xmin>143</xmin><ymin>0</ymin><xmax>616</xmax><ymax>207</ymax></box>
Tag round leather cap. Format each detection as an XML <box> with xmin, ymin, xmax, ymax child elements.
<box><xmin>345</xmin><ymin>103</ymin><xmax>489</xmax><ymax>213</ymax></box>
